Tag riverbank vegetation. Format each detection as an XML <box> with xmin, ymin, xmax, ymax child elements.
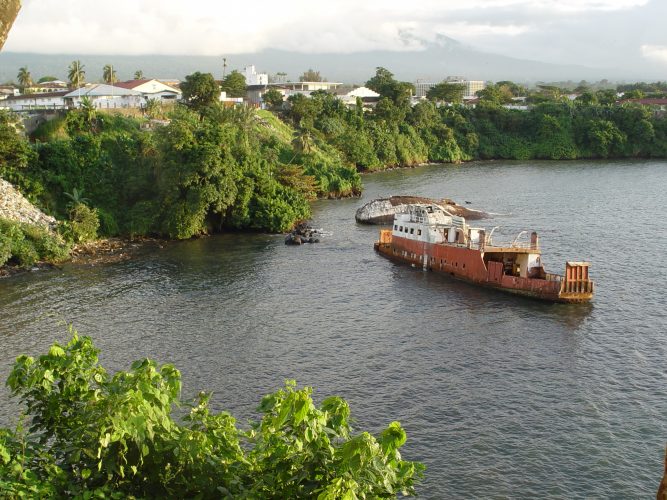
<box><xmin>2</xmin><ymin>69</ymin><xmax>667</xmax><ymax>252</ymax></box>
<box><xmin>0</xmin><ymin>217</ymin><xmax>70</xmax><ymax>268</ymax></box>
<box><xmin>0</xmin><ymin>332</ymin><xmax>424</xmax><ymax>498</ymax></box>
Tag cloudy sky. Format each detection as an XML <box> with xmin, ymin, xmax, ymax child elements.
<box><xmin>4</xmin><ymin>0</ymin><xmax>667</xmax><ymax>73</ymax></box>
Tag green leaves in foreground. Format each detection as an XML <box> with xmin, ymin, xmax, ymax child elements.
<box><xmin>1</xmin><ymin>331</ymin><xmax>424</xmax><ymax>498</ymax></box>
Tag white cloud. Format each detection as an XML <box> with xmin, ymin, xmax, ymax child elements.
<box><xmin>1</xmin><ymin>0</ymin><xmax>654</xmax><ymax>57</ymax></box>
<box><xmin>439</xmin><ymin>23</ymin><xmax>532</xmax><ymax>39</ymax></box>
<box><xmin>641</xmin><ymin>44</ymin><xmax>667</xmax><ymax>63</ymax></box>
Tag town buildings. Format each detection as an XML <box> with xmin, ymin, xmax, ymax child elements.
<box><xmin>243</xmin><ymin>65</ymin><xmax>268</xmax><ymax>86</ymax></box>
<box><xmin>246</xmin><ymin>80</ymin><xmax>344</xmax><ymax>107</ymax></box>
<box><xmin>414</xmin><ymin>78</ymin><xmax>486</xmax><ymax>100</ymax></box>
<box><xmin>63</xmin><ymin>84</ymin><xmax>144</xmax><ymax>109</ymax></box>
<box><xmin>113</xmin><ymin>79</ymin><xmax>181</xmax><ymax>102</ymax></box>
<box><xmin>0</xmin><ymin>79</ymin><xmax>182</xmax><ymax>111</ymax></box>
<box><xmin>0</xmin><ymin>90</ymin><xmax>68</xmax><ymax>111</ymax></box>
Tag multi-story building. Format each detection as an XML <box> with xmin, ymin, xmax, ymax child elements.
<box><xmin>243</xmin><ymin>65</ymin><xmax>268</xmax><ymax>86</ymax></box>
<box><xmin>414</xmin><ymin>78</ymin><xmax>486</xmax><ymax>100</ymax></box>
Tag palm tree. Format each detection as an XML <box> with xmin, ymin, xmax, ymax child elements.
<box><xmin>79</xmin><ymin>96</ymin><xmax>97</xmax><ymax>127</ymax></box>
<box><xmin>16</xmin><ymin>66</ymin><xmax>32</xmax><ymax>90</ymax></box>
<box><xmin>68</xmin><ymin>60</ymin><xmax>86</xmax><ymax>89</ymax></box>
<box><xmin>102</xmin><ymin>64</ymin><xmax>117</xmax><ymax>84</ymax></box>
<box><xmin>291</xmin><ymin>127</ymin><xmax>314</xmax><ymax>157</ymax></box>
<box><xmin>144</xmin><ymin>98</ymin><xmax>162</xmax><ymax>119</ymax></box>
<box><xmin>133</xmin><ymin>70</ymin><xmax>144</xmax><ymax>80</ymax></box>
<box><xmin>64</xmin><ymin>187</ymin><xmax>90</xmax><ymax>208</ymax></box>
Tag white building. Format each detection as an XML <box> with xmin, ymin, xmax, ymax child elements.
<box><xmin>25</xmin><ymin>81</ymin><xmax>69</xmax><ymax>94</ymax></box>
<box><xmin>64</xmin><ymin>84</ymin><xmax>144</xmax><ymax>109</ymax></box>
<box><xmin>0</xmin><ymin>85</ymin><xmax>19</xmax><ymax>99</ymax></box>
<box><xmin>0</xmin><ymin>91</ymin><xmax>68</xmax><ymax>111</ymax></box>
<box><xmin>414</xmin><ymin>81</ymin><xmax>436</xmax><ymax>98</ymax></box>
<box><xmin>334</xmin><ymin>86</ymin><xmax>380</xmax><ymax>106</ymax></box>
<box><xmin>219</xmin><ymin>91</ymin><xmax>244</xmax><ymax>104</ymax></box>
<box><xmin>114</xmin><ymin>79</ymin><xmax>181</xmax><ymax>102</ymax></box>
<box><xmin>414</xmin><ymin>78</ymin><xmax>486</xmax><ymax>99</ymax></box>
<box><xmin>243</xmin><ymin>65</ymin><xmax>268</xmax><ymax>86</ymax></box>
<box><xmin>246</xmin><ymin>80</ymin><xmax>344</xmax><ymax>107</ymax></box>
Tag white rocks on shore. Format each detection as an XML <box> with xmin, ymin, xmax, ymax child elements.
<box><xmin>0</xmin><ymin>178</ymin><xmax>57</xmax><ymax>230</ymax></box>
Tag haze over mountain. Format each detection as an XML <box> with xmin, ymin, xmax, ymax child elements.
<box><xmin>2</xmin><ymin>0</ymin><xmax>666</xmax><ymax>84</ymax></box>
<box><xmin>0</xmin><ymin>36</ymin><xmax>655</xmax><ymax>86</ymax></box>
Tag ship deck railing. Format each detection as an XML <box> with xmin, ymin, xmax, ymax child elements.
<box><xmin>482</xmin><ymin>242</ymin><xmax>537</xmax><ymax>251</ymax></box>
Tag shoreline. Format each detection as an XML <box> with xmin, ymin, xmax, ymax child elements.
<box><xmin>2</xmin><ymin>157</ymin><xmax>657</xmax><ymax>280</ymax></box>
<box><xmin>0</xmin><ymin>236</ymin><xmax>168</xmax><ymax>279</ymax></box>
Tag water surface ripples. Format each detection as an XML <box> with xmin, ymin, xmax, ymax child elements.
<box><xmin>1</xmin><ymin>160</ymin><xmax>666</xmax><ymax>497</ymax></box>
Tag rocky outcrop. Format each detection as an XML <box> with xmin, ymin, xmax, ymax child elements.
<box><xmin>0</xmin><ymin>0</ymin><xmax>21</xmax><ymax>50</ymax></box>
<box><xmin>285</xmin><ymin>222</ymin><xmax>321</xmax><ymax>245</ymax></box>
<box><xmin>355</xmin><ymin>195</ymin><xmax>488</xmax><ymax>225</ymax></box>
<box><xmin>0</xmin><ymin>179</ymin><xmax>57</xmax><ymax>230</ymax></box>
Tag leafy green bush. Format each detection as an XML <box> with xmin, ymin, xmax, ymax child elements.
<box><xmin>30</xmin><ymin>115</ymin><xmax>67</xmax><ymax>142</ymax></box>
<box><xmin>0</xmin><ymin>234</ymin><xmax>12</xmax><ymax>267</ymax></box>
<box><xmin>9</xmin><ymin>70</ymin><xmax>667</xmax><ymax>244</ymax></box>
<box><xmin>0</xmin><ymin>218</ymin><xmax>71</xmax><ymax>267</ymax></box>
<box><xmin>1</xmin><ymin>332</ymin><xmax>424</xmax><ymax>498</ymax></box>
<box><xmin>64</xmin><ymin>203</ymin><xmax>99</xmax><ymax>243</ymax></box>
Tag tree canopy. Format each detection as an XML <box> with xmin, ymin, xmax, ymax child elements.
<box><xmin>299</xmin><ymin>68</ymin><xmax>323</xmax><ymax>82</ymax></box>
<box><xmin>426</xmin><ymin>82</ymin><xmax>465</xmax><ymax>103</ymax></box>
<box><xmin>262</xmin><ymin>88</ymin><xmax>284</xmax><ymax>109</ymax></box>
<box><xmin>366</xmin><ymin>67</ymin><xmax>414</xmax><ymax>104</ymax></box>
<box><xmin>180</xmin><ymin>71</ymin><xmax>220</xmax><ymax>112</ymax></box>
<box><xmin>0</xmin><ymin>332</ymin><xmax>424</xmax><ymax>498</ymax></box>
<box><xmin>220</xmin><ymin>70</ymin><xmax>247</xmax><ymax>98</ymax></box>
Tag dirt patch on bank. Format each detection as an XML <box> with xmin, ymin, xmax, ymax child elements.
<box><xmin>70</xmin><ymin>237</ymin><xmax>167</xmax><ymax>266</ymax></box>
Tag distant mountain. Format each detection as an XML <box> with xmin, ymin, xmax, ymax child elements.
<box><xmin>0</xmin><ymin>36</ymin><xmax>631</xmax><ymax>85</ymax></box>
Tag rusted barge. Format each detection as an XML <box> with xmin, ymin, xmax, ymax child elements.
<box><xmin>374</xmin><ymin>204</ymin><xmax>593</xmax><ymax>303</ymax></box>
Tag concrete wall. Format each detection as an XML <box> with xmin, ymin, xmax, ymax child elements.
<box><xmin>0</xmin><ymin>0</ymin><xmax>21</xmax><ymax>51</ymax></box>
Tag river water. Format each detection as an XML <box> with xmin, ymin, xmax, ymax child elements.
<box><xmin>1</xmin><ymin>160</ymin><xmax>666</xmax><ymax>497</ymax></box>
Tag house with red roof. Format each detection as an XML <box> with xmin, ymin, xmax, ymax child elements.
<box><xmin>113</xmin><ymin>79</ymin><xmax>181</xmax><ymax>102</ymax></box>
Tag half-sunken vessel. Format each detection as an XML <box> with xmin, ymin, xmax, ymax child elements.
<box><xmin>374</xmin><ymin>204</ymin><xmax>593</xmax><ymax>303</ymax></box>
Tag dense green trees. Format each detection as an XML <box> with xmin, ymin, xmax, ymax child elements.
<box><xmin>262</xmin><ymin>88</ymin><xmax>284</xmax><ymax>109</ymax></box>
<box><xmin>0</xmin><ymin>110</ymin><xmax>38</xmax><ymax>198</ymax></box>
<box><xmin>0</xmin><ymin>218</ymin><xmax>70</xmax><ymax>267</ymax></box>
<box><xmin>220</xmin><ymin>70</ymin><xmax>247</xmax><ymax>98</ymax></box>
<box><xmin>0</xmin><ymin>88</ymin><xmax>359</xmax><ymax>241</ymax></box>
<box><xmin>366</xmin><ymin>67</ymin><xmax>414</xmax><ymax>105</ymax></box>
<box><xmin>426</xmin><ymin>82</ymin><xmax>465</xmax><ymax>104</ymax></box>
<box><xmin>180</xmin><ymin>71</ymin><xmax>220</xmax><ymax>113</ymax></box>
<box><xmin>3</xmin><ymin>68</ymin><xmax>667</xmax><ymax>250</ymax></box>
<box><xmin>0</xmin><ymin>333</ymin><xmax>424</xmax><ymax>498</ymax></box>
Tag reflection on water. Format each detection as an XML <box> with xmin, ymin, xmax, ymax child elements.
<box><xmin>1</xmin><ymin>160</ymin><xmax>666</xmax><ymax>497</ymax></box>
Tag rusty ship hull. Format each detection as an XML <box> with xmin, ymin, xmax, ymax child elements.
<box><xmin>374</xmin><ymin>204</ymin><xmax>593</xmax><ymax>303</ymax></box>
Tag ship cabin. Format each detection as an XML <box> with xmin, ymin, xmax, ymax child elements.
<box><xmin>391</xmin><ymin>204</ymin><xmax>547</xmax><ymax>280</ymax></box>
